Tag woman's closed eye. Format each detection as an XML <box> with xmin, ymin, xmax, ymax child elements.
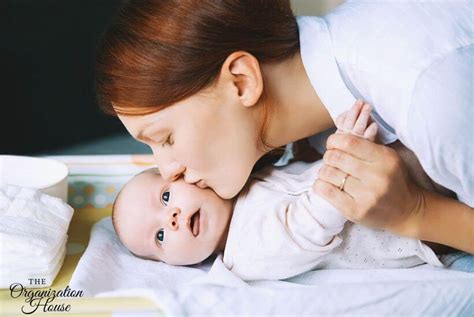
<box><xmin>162</xmin><ymin>134</ymin><xmax>174</xmax><ymax>147</ymax></box>
<box><xmin>156</xmin><ymin>228</ymin><xmax>165</xmax><ymax>244</ymax></box>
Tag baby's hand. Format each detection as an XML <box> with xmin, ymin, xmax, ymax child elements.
<box><xmin>335</xmin><ymin>100</ymin><xmax>378</xmax><ymax>142</ymax></box>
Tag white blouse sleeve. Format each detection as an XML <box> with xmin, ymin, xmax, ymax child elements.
<box><xmin>404</xmin><ymin>46</ymin><xmax>474</xmax><ymax>207</ymax></box>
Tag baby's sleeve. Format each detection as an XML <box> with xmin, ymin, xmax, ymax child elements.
<box><xmin>267</xmin><ymin>160</ymin><xmax>348</xmax><ymax>250</ymax></box>
<box><xmin>285</xmin><ymin>189</ymin><xmax>348</xmax><ymax>251</ymax></box>
<box><xmin>224</xmin><ymin>182</ymin><xmax>348</xmax><ymax>281</ymax></box>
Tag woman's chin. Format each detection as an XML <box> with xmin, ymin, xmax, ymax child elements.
<box><xmin>214</xmin><ymin>175</ymin><xmax>250</xmax><ymax>199</ymax></box>
<box><xmin>215</xmin><ymin>184</ymin><xmax>239</xmax><ymax>200</ymax></box>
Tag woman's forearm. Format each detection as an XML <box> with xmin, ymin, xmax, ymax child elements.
<box><xmin>406</xmin><ymin>190</ymin><xmax>474</xmax><ymax>254</ymax></box>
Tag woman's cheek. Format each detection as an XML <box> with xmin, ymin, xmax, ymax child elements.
<box><xmin>183</xmin><ymin>136</ymin><xmax>210</xmax><ymax>169</ymax></box>
<box><xmin>221</xmin><ymin>167</ymin><xmax>250</xmax><ymax>199</ymax></box>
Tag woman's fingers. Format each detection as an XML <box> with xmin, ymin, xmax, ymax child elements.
<box><xmin>320</xmin><ymin>134</ymin><xmax>426</xmax><ymax>234</ymax></box>
<box><xmin>326</xmin><ymin>133</ymin><xmax>382</xmax><ymax>162</ymax></box>
<box><xmin>313</xmin><ymin>178</ymin><xmax>355</xmax><ymax>216</ymax></box>
<box><xmin>322</xmin><ymin>148</ymin><xmax>369</xmax><ymax>180</ymax></box>
<box><xmin>318</xmin><ymin>164</ymin><xmax>361</xmax><ymax>198</ymax></box>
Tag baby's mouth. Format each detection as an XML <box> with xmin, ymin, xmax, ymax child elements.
<box><xmin>190</xmin><ymin>209</ymin><xmax>200</xmax><ymax>237</ymax></box>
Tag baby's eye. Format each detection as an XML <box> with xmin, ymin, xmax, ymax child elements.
<box><xmin>161</xmin><ymin>190</ymin><xmax>170</xmax><ymax>205</ymax></box>
<box><xmin>156</xmin><ymin>229</ymin><xmax>165</xmax><ymax>244</ymax></box>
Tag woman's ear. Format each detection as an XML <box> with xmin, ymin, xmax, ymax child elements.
<box><xmin>220</xmin><ymin>51</ymin><xmax>264</xmax><ymax>107</ymax></box>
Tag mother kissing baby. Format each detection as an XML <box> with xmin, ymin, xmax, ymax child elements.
<box><xmin>112</xmin><ymin>103</ymin><xmax>454</xmax><ymax>279</ymax></box>
<box><xmin>95</xmin><ymin>0</ymin><xmax>473</xmax><ymax>268</ymax></box>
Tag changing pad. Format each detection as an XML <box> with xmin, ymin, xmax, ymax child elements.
<box><xmin>70</xmin><ymin>217</ymin><xmax>474</xmax><ymax>316</ymax></box>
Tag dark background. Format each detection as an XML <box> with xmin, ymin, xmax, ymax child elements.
<box><xmin>0</xmin><ymin>0</ymin><xmax>149</xmax><ymax>155</ymax></box>
<box><xmin>0</xmin><ymin>1</ymin><xmax>336</xmax><ymax>156</ymax></box>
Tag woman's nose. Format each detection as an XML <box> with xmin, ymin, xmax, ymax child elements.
<box><xmin>159</xmin><ymin>161</ymin><xmax>186</xmax><ymax>181</ymax></box>
<box><xmin>167</xmin><ymin>208</ymin><xmax>181</xmax><ymax>231</ymax></box>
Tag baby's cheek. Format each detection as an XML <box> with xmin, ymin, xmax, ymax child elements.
<box><xmin>164</xmin><ymin>233</ymin><xmax>199</xmax><ymax>263</ymax></box>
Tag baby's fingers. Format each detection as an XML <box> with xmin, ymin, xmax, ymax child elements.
<box><xmin>342</xmin><ymin>100</ymin><xmax>364</xmax><ymax>131</ymax></box>
<box><xmin>352</xmin><ymin>103</ymin><xmax>372</xmax><ymax>136</ymax></box>
<box><xmin>335</xmin><ymin>111</ymin><xmax>348</xmax><ymax>132</ymax></box>
<box><xmin>363</xmin><ymin>121</ymin><xmax>378</xmax><ymax>142</ymax></box>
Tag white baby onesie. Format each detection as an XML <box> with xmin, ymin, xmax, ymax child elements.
<box><xmin>222</xmin><ymin>161</ymin><xmax>442</xmax><ymax>281</ymax></box>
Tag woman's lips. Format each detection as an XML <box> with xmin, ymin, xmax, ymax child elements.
<box><xmin>196</xmin><ymin>180</ymin><xmax>207</xmax><ymax>189</ymax></box>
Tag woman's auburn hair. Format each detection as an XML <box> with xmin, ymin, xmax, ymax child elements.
<box><xmin>96</xmin><ymin>0</ymin><xmax>300</xmax><ymax>160</ymax></box>
<box><xmin>96</xmin><ymin>0</ymin><xmax>299</xmax><ymax>114</ymax></box>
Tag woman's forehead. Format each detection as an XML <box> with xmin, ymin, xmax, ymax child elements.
<box><xmin>117</xmin><ymin>111</ymin><xmax>166</xmax><ymax>134</ymax></box>
<box><xmin>116</xmin><ymin>92</ymin><xmax>211</xmax><ymax>125</ymax></box>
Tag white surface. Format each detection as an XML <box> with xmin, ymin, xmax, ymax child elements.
<box><xmin>300</xmin><ymin>1</ymin><xmax>474</xmax><ymax>206</ymax></box>
<box><xmin>70</xmin><ymin>218</ymin><xmax>474</xmax><ymax>316</ymax></box>
<box><xmin>0</xmin><ymin>155</ymin><xmax>69</xmax><ymax>202</ymax></box>
<box><xmin>0</xmin><ymin>185</ymin><xmax>74</xmax><ymax>288</ymax></box>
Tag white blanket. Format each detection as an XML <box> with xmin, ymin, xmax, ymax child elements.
<box><xmin>70</xmin><ymin>218</ymin><xmax>474</xmax><ymax>316</ymax></box>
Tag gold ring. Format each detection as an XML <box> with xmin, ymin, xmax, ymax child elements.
<box><xmin>339</xmin><ymin>175</ymin><xmax>349</xmax><ymax>191</ymax></box>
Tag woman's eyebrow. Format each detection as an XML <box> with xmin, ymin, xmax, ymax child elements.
<box><xmin>137</xmin><ymin>127</ymin><xmax>167</xmax><ymax>142</ymax></box>
<box><xmin>133</xmin><ymin>121</ymin><xmax>155</xmax><ymax>141</ymax></box>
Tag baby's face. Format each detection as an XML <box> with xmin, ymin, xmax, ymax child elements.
<box><xmin>114</xmin><ymin>169</ymin><xmax>233</xmax><ymax>265</ymax></box>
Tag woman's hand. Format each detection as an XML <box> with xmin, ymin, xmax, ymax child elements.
<box><xmin>315</xmin><ymin>133</ymin><xmax>425</xmax><ymax>236</ymax></box>
<box><xmin>314</xmin><ymin>102</ymin><xmax>426</xmax><ymax>237</ymax></box>
<box><xmin>314</xmin><ymin>101</ymin><xmax>474</xmax><ymax>253</ymax></box>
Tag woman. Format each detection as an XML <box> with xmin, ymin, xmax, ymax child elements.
<box><xmin>95</xmin><ymin>1</ymin><xmax>473</xmax><ymax>254</ymax></box>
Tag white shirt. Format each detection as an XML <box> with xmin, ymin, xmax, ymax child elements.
<box><xmin>223</xmin><ymin>162</ymin><xmax>441</xmax><ymax>281</ymax></box>
<box><xmin>298</xmin><ymin>1</ymin><xmax>473</xmax><ymax>206</ymax></box>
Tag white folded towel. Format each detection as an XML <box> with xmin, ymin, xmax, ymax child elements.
<box><xmin>0</xmin><ymin>240</ymin><xmax>67</xmax><ymax>288</ymax></box>
<box><xmin>0</xmin><ymin>185</ymin><xmax>72</xmax><ymax>232</ymax></box>
<box><xmin>0</xmin><ymin>215</ymin><xmax>66</xmax><ymax>257</ymax></box>
<box><xmin>0</xmin><ymin>184</ymin><xmax>74</xmax><ymax>288</ymax></box>
<box><xmin>0</xmin><ymin>224</ymin><xmax>66</xmax><ymax>269</ymax></box>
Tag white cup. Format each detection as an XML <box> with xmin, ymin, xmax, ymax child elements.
<box><xmin>0</xmin><ymin>155</ymin><xmax>69</xmax><ymax>202</ymax></box>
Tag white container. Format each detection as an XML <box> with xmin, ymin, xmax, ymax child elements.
<box><xmin>0</xmin><ymin>155</ymin><xmax>69</xmax><ymax>202</ymax></box>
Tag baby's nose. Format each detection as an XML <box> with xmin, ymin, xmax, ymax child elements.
<box><xmin>167</xmin><ymin>208</ymin><xmax>181</xmax><ymax>231</ymax></box>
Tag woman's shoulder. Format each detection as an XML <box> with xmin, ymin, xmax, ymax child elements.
<box><xmin>324</xmin><ymin>1</ymin><xmax>472</xmax><ymax>69</ymax></box>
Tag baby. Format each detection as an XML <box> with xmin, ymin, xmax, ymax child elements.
<box><xmin>112</xmin><ymin>102</ymin><xmax>444</xmax><ymax>280</ymax></box>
